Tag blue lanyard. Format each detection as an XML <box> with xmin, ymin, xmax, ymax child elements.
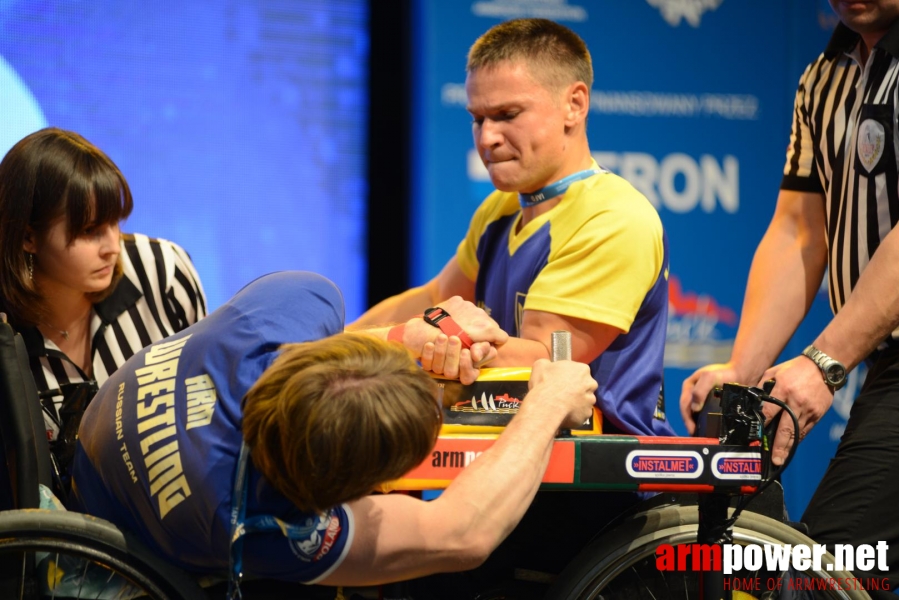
<box><xmin>228</xmin><ymin>443</ymin><xmax>325</xmax><ymax>599</ymax></box>
<box><xmin>518</xmin><ymin>168</ymin><xmax>604</xmax><ymax>208</ymax></box>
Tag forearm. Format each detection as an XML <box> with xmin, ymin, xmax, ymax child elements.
<box><xmin>394</xmin><ymin>396</ymin><xmax>559</xmax><ymax>578</ymax></box>
<box><xmin>483</xmin><ymin>336</ymin><xmax>550</xmax><ymax>366</ymax></box>
<box><xmin>428</xmin><ymin>394</ymin><xmax>559</xmax><ymax>546</ymax></box>
<box><xmin>730</xmin><ymin>195</ymin><xmax>827</xmax><ymax>382</ymax></box>
<box><xmin>814</xmin><ymin>226</ymin><xmax>899</xmax><ymax>369</ymax></box>
<box><xmin>349</xmin><ymin>284</ymin><xmax>438</xmax><ymax>329</ymax></box>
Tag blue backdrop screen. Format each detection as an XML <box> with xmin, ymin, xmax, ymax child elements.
<box><xmin>0</xmin><ymin>0</ymin><xmax>369</xmax><ymax>318</ymax></box>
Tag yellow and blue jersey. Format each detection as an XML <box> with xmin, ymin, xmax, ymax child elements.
<box><xmin>457</xmin><ymin>169</ymin><xmax>673</xmax><ymax>436</ymax></box>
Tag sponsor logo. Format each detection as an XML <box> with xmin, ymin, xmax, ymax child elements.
<box><xmin>655</xmin><ymin>541</ymin><xmax>891</xmax><ymax>592</ymax></box>
<box><xmin>594</xmin><ymin>151</ymin><xmax>739</xmax><ymax>214</ymax></box>
<box><xmin>665</xmin><ymin>275</ymin><xmax>737</xmax><ymax>369</ymax></box>
<box><xmin>712</xmin><ymin>452</ymin><xmax>761</xmax><ymax>480</ymax></box>
<box><xmin>646</xmin><ymin>0</ymin><xmax>723</xmax><ymax>27</ymax></box>
<box><xmin>626</xmin><ymin>450</ymin><xmax>703</xmax><ymax>479</ymax></box>
<box><xmin>590</xmin><ymin>91</ymin><xmax>758</xmax><ymax>120</ymax></box>
<box><xmin>314</xmin><ymin>514</ymin><xmax>341</xmax><ymax>561</ymax></box>
<box><xmin>452</xmin><ymin>392</ymin><xmax>522</xmax><ymax>413</ymax></box>
<box><xmin>443</xmin><ymin>82</ymin><xmax>760</xmax><ymax>120</ymax></box>
<box><xmin>857</xmin><ymin>119</ymin><xmax>885</xmax><ymax>173</ymax></box>
<box><xmin>288</xmin><ymin>513</ymin><xmax>334</xmax><ymax>562</ymax></box>
<box><xmin>431</xmin><ymin>449</ymin><xmax>483</xmax><ymax>468</ymax></box>
<box><xmin>470</xmin><ymin>0</ymin><xmax>588</xmax><ymax>22</ymax></box>
<box><xmin>467</xmin><ymin>149</ymin><xmax>740</xmax><ymax>214</ymax></box>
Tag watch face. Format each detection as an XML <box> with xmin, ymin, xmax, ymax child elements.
<box><xmin>825</xmin><ymin>363</ymin><xmax>846</xmax><ymax>385</ymax></box>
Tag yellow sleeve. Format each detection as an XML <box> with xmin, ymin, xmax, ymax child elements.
<box><xmin>455</xmin><ymin>191</ymin><xmax>518</xmax><ymax>282</ymax></box>
<box><xmin>524</xmin><ymin>179</ymin><xmax>664</xmax><ymax>333</ymax></box>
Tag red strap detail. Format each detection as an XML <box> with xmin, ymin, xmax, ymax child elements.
<box><xmin>387</xmin><ymin>324</ymin><xmax>405</xmax><ymax>344</ymax></box>
<box><xmin>423</xmin><ymin>307</ymin><xmax>473</xmax><ymax>349</ymax></box>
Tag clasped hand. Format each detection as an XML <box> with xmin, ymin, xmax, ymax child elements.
<box><xmin>404</xmin><ymin>296</ymin><xmax>509</xmax><ymax>384</ymax></box>
<box><xmin>680</xmin><ymin>358</ymin><xmax>834</xmax><ymax>466</ymax></box>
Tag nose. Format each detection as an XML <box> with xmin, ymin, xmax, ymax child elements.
<box><xmin>100</xmin><ymin>223</ymin><xmax>121</xmax><ymax>256</ymax></box>
<box><xmin>475</xmin><ymin>119</ymin><xmax>503</xmax><ymax>150</ymax></box>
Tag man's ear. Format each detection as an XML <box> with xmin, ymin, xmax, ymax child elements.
<box><xmin>22</xmin><ymin>228</ymin><xmax>37</xmax><ymax>254</ymax></box>
<box><xmin>564</xmin><ymin>81</ymin><xmax>590</xmax><ymax>127</ymax></box>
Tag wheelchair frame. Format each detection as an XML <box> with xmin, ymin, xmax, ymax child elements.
<box><xmin>0</xmin><ymin>317</ymin><xmax>874</xmax><ymax>599</ymax></box>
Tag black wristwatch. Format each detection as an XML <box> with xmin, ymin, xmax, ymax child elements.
<box><xmin>801</xmin><ymin>345</ymin><xmax>847</xmax><ymax>391</ymax></box>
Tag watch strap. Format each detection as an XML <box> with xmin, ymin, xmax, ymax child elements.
<box><xmin>802</xmin><ymin>345</ymin><xmax>846</xmax><ymax>390</ymax></box>
<box><xmin>423</xmin><ymin>307</ymin><xmax>474</xmax><ymax>349</ymax></box>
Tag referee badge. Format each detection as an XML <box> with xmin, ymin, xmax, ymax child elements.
<box><xmin>857</xmin><ymin>118</ymin><xmax>885</xmax><ymax>173</ymax></box>
<box><xmin>855</xmin><ymin>103</ymin><xmax>894</xmax><ymax>176</ymax></box>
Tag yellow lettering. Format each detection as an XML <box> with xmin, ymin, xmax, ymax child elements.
<box><xmin>136</xmin><ymin>405</ymin><xmax>176</xmax><ymax>434</ymax></box>
<box><xmin>185</xmin><ymin>374</ymin><xmax>214</xmax><ymax>393</ymax></box>
<box><xmin>139</xmin><ymin>425</ymin><xmax>176</xmax><ymax>455</ymax></box>
<box><xmin>185</xmin><ymin>374</ymin><xmax>217</xmax><ymax>430</ymax></box>
<box><xmin>137</xmin><ymin>392</ymin><xmax>175</xmax><ymax>421</ymax></box>
<box><xmin>144</xmin><ymin>440</ymin><xmax>178</xmax><ymax>469</ymax></box>
<box><xmin>157</xmin><ymin>475</ymin><xmax>191</xmax><ymax>520</ymax></box>
<box><xmin>147</xmin><ymin>452</ymin><xmax>184</xmax><ymax>495</ymax></box>
<box><xmin>144</xmin><ymin>335</ymin><xmax>192</xmax><ymax>365</ymax></box>
<box><xmin>137</xmin><ymin>379</ymin><xmax>176</xmax><ymax>402</ymax></box>
<box><xmin>135</xmin><ymin>358</ymin><xmax>180</xmax><ymax>386</ymax></box>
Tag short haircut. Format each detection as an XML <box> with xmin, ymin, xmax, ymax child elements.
<box><xmin>0</xmin><ymin>127</ymin><xmax>133</xmax><ymax>326</ymax></box>
<box><xmin>242</xmin><ymin>334</ymin><xmax>442</xmax><ymax>514</ymax></box>
<box><xmin>467</xmin><ymin>18</ymin><xmax>593</xmax><ymax>93</ymax></box>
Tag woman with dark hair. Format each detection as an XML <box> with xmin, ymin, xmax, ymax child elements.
<box><xmin>0</xmin><ymin>127</ymin><xmax>207</xmax><ymax>462</ymax></box>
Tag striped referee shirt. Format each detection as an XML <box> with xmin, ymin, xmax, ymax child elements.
<box><xmin>783</xmin><ymin>21</ymin><xmax>899</xmax><ymax>348</ymax></box>
<box><xmin>20</xmin><ymin>233</ymin><xmax>207</xmax><ymax>440</ymax></box>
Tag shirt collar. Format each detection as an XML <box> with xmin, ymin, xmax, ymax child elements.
<box><xmin>21</xmin><ymin>276</ymin><xmax>143</xmax><ymax>359</ymax></box>
<box><xmin>93</xmin><ymin>276</ymin><xmax>142</xmax><ymax>324</ymax></box>
<box><xmin>824</xmin><ymin>20</ymin><xmax>899</xmax><ymax>61</ymax></box>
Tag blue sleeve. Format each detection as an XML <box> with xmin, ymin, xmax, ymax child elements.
<box><xmin>228</xmin><ymin>271</ymin><xmax>346</xmax><ymax>345</ymax></box>
<box><xmin>242</xmin><ymin>503</ymin><xmax>355</xmax><ymax>583</ymax></box>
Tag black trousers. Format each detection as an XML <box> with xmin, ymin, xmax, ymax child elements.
<box><xmin>803</xmin><ymin>347</ymin><xmax>899</xmax><ymax>599</ymax></box>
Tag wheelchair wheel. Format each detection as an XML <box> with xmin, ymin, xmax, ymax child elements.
<box><xmin>545</xmin><ymin>504</ymin><xmax>871</xmax><ymax>600</ymax></box>
<box><xmin>0</xmin><ymin>509</ymin><xmax>207</xmax><ymax>600</ymax></box>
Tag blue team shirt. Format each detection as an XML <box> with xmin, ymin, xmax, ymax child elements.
<box><xmin>71</xmin><ymin>271</ymin><xmax>355</xmax><ymax>582</ymax></box>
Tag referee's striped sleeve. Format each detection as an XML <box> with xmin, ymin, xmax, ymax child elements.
<box><xmin>782</xmin><ymin>63</ymin><xmax>825</xmax><ymax>193</ymax></box>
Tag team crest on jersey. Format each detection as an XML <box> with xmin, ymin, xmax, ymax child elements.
<box><xmin>515</xmin><ymin>292</ymin><xmax>526</xmax><ymax>337</ymax></box>
<box><xmin>287</xmin><ymin>512</ymin><xmax>341</xmax><ymax>562</ymax></box>
<box><xmin>858</xmin><ymin>118</ymin><xmax>885</xmax><ymax>173</ymax></box>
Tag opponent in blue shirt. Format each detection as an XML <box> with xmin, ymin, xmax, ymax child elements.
<box><xmin>70</xmin><ymin>271</ymin><xmax>597</xmax><ymax>585</ymax></box>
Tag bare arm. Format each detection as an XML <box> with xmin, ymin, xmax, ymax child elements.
<box><xmin>760</xmin><ymin>219</ymin><xmax>899</xmax><ymax>463</ymax></box>
<box><xmin>680</xmin><ymin>189</ymin><xmax>828</xmax><ymax>432</ymax></box>
<box><xmin>318</xmin><ymin>359</ymin><xmax>597</xmax><ymax>586</ymax></box>
<box><xmin>813</xmin><ymin>222</ymin><xmax>899</xmax><ymax>370</ymax></box>
<box><xmin>349</xmin><ymin>257</ymin><xmax>476</xmax><ymax>329</ymax></box>
<box><xmin>478</xmin><ymin>309</ymin><xmax>620</xmax><ymax>367</ymax></box>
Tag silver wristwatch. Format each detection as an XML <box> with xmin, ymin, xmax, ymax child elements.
<box><xmin>801</xmin><ymin>345</ymin><xmax>847</xmax><ymax>391</ymax></box>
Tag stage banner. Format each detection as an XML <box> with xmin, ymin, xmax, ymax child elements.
<box><xmin>411</xmin><ymin>0</ymin><xmax>845</xmax><ymax>518</ymax></box>
<box><xmin>0</xmin><ymin>1</ymin><xmax>369</xmax><ymax>318</ymax></box>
